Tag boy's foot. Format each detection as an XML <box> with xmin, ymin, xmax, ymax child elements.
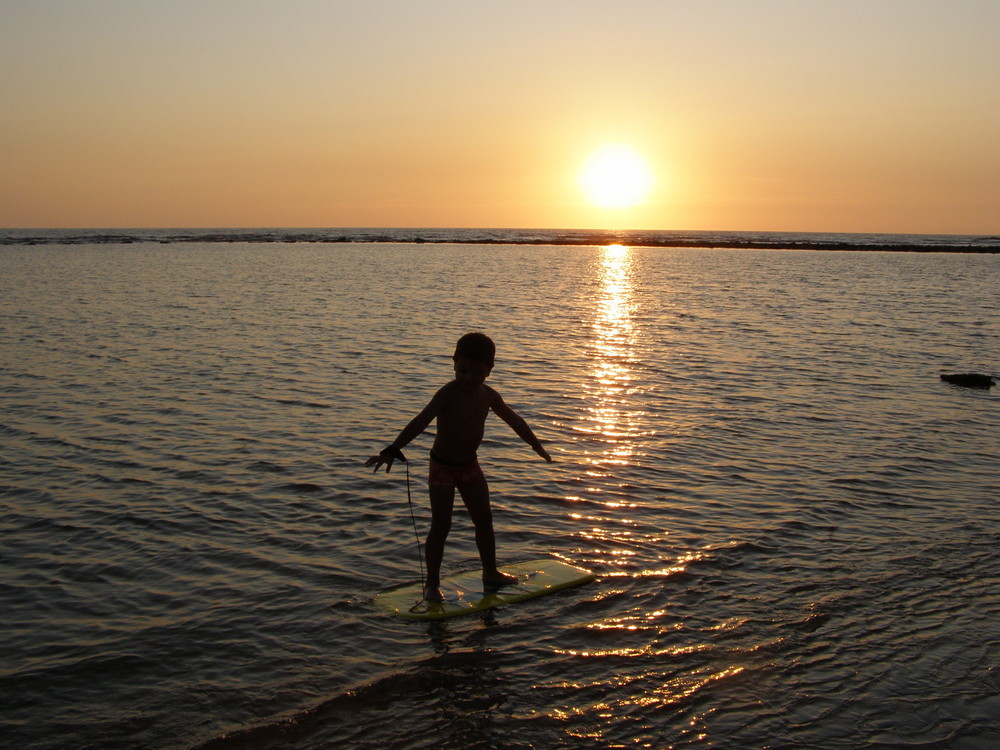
<box><xmin>423</xmin><ymin>585</ymin><xmax>444</xmax><ymax>603</ymax></box>
<box><xmin>482</xmin><ymin>571</ymin><xmax>518</xmax><ymax>592</ymax></box>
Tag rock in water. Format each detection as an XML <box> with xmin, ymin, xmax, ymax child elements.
<box><xmin>940</xmin><ymin>373</ymin><xmax>995</xmax><ymax>389</ymax></box>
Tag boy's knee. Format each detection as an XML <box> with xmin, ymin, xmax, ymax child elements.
<box><xmin>466</xmin><ymin>505</ymin><xmax>493</xmax><ymax>528</ymax></box>
<box><xmin>428</xmin><ymin>517</ymin><xmax>452</xmax><ymax>535</ymax></box>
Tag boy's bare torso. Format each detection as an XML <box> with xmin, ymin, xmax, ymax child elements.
<box><xmin>431</xmin><ymin>381</ymin><xmax>497</xmax><ymax>464</ymax></box>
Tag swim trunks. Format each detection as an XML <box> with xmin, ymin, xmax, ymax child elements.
<box><xmin>428</xmin><ymin>451</ymin><xmax>485</xmax><ymax>488</ymax></box>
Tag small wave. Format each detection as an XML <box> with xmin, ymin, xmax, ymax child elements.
<box><xmin>247</xmin><ymin>460</ymin><xmax>286</xmax><ymax>473</ymax></box>
<box><xmin>191</xmin><ymin>669</ymin><xmax>423</xmax><ymax>750</ymax></box>
<box><xmin>273</xmin><ymin>398</ymin><xmax>332</xmax><ymax>409</ymax></box>
<box><xmin>253</xmin><ymin>395</ymin><xmax>332</xmax><ymax>409</ymax></box>
<box><xmin>279</xmin><ymin>482</ymin><xmax>325</xmax><ymax>494</ymax></box>
<box><xmin>784</xmin><ymin>611</ymin><xmax>832</xmax><ymax>633</ymax></box>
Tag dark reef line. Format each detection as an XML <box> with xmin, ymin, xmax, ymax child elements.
<box><xmin>3</xmin><ymin>231</ymin><xmax>999</xmax><ymax>253</ymax></box>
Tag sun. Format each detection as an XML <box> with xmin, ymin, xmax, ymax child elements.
<box><xmin>579</xmin><ymin>144</ymin><xmax>654</xmax><ymax>209</ymax></box>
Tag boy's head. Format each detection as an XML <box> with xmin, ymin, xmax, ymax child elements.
<box><xmin>454</xmin><ymin>332</ymin><xmax>495</xmax><ymax>368</ymax></box>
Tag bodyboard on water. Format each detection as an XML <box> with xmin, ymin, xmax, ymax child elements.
<box><xmin>374</xmin><ymin>558</ymin><xmax>596</xmax><ymax>621</ymax></box>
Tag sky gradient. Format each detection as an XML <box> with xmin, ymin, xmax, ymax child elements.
<box><xmin>2</xmin><ymin>0</ymin><xmax>999</xmax><ymax>233</ymax></box>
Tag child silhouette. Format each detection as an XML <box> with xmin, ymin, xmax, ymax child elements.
<box><xmin>366</xmin><ymin>333</ymin><xmax>552</xmax><ymax>602</ymax></box>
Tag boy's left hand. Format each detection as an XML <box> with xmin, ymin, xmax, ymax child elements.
<box><xmin>365</xmin><ymin>454</ymin><xmax>395</xmax><ymax>472</ymax></box>
<box><xmin>365</xmin><ymin>445</ymin><xmax>407</xmax><ymax>473</ymax></box>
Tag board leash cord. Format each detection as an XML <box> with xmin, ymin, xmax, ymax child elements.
<box><xmin>402</xmin><ymin>454</ymin><xmax>428</xmax><ymax>603</ymax></box>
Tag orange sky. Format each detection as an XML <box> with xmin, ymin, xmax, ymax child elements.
<box><xmin>2</xmin><ymin>1</ymin><xmax>998</xmax><ymax>233</ymax></box>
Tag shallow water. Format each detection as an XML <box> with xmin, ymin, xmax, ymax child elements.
<box><xmin>1</xmin><ymin>242</ymin><xmax>998</xmax><ymax>749</ymax></box>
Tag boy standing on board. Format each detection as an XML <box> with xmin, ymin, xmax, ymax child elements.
<box><xmin>366</xmin><ymin>332</ymin><xmax>552</xmax><ymax>603</ymax></box>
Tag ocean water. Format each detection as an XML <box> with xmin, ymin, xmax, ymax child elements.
<box><xmin>1</xmin><ymin>238</ymin><xmax>998</xmax><ymax>749</ymax></box>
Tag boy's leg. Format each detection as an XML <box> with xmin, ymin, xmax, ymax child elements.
<box><xmin>458</xmin><ymin>475</ymin><xmax>516</xmax><ymax>588</ymax></box>
<box><xmin>425</xmin><ymin>484</ymin><xmax>455</xmax><ymax>599</ymax></box>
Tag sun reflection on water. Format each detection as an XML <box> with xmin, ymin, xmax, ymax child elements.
<box><xmin>584</xmin><ymin>244</ymin><xmax>642</xmax><ymax>466</ymax></box>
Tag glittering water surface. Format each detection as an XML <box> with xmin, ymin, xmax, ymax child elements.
<box><xmin>1</xmin><ymin>242</ymin><xmax>998</xmax><ymax>749</ymax></box>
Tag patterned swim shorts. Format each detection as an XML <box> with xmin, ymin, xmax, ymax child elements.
<box><xmin>428</xmin><ymin>451</ymin><xmax>485</xmax><ymax>488</ymax></box>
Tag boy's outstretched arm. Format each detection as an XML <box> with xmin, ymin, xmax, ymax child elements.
<box><xmin>365</xmin><ymin>394</ymin><xmax>443</xmax><ymax>472</ymax></box>
<box><xmin>492</xmin><ymin>395</ymin><xmax>553</xmax><ymax>462</ymax></box>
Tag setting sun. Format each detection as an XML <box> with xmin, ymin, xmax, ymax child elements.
<box><xmin>579</xmin><ymin>145</ymin><xmax>655</xmax><ymax>209</ymax></box>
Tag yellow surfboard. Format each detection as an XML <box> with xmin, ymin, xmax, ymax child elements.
<box><xmin>374</xmin><ymin>558</ymin><xmax>596</xmax><ymax>620</ymax></box>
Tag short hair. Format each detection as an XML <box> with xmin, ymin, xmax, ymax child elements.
<box><xmin>454</xmin><ymin>332</ymin><xmax>495</xmax><ymax>367</ymax></box>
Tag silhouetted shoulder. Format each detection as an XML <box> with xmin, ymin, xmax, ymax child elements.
<box><xmin>481</xmin><ymin>383</ymin><xmax>503</xmax><ymax>403</ymax></box>
<box><xmin>434</xmin><ymin>380</ymin><xmax>463</xmax><ymax>399</ymax></box>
